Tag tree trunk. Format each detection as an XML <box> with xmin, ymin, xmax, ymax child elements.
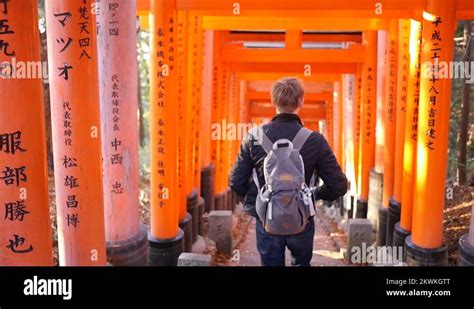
<box><xmin>458</xmin><ymin>21</ymin><xmax>471</xmax><ymax>185</ymax></box>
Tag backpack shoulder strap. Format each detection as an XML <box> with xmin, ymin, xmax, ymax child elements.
<box><xmin>292</xmin><ymin>127</ymin><xmax>312</xmax><ymax>151</ymax></box>
<box><xmin>249</xmin><ymin>126</ymin><xmax>273</xmax><ymax>154</ymax></box>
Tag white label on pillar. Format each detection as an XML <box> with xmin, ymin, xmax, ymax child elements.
<box><xmin>162</xmin><ymin>187</ymin><xmax>170</xmax><ymax>199</ymax></box>
<box><xmin>304</xmin><ymin>64</ymin><xmax>311</xmax><ymax>76</ymax></box>
<box><xmin>233</xmin><ymin>3</ymin><xmax>241</xmax><ymax>15</ymax></box>
<box><xmin>90</xmin><ymin>2</ymin><xmax>99</xmax><ymax>15</ymax></box>
<box><xmin>161</xmin><ymin>64</ymin><xmax>170</xmax><ymax>77</ymax></box>
<box><xmin>90</xmin><ymin>126</ymin><xmax>98</xmax><ymax>138</ymax></box>
<box><xmin>375</xmin><ymin>3</ymin><xmax>383</xmax><ymax>15</ymax></box>
<box><xmin>90</xmin><ymin>249</ymin><xmax>98</xmax><ymax>262</ymax></box>
<box><xmin>19</xmin><ymin>188</ymin><xmax>27</xmax><ymax>200</ymax></box>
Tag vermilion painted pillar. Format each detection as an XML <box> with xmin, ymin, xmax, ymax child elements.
<box><xmin>356</xmin><ymin>31</ymin><xmax>377</xmax><ymax>219</ymax></box>
<box><xmin>188</xmin><ymin>14</ymin><xmax>205</xmax><ymax>239</ymax></box>
<box><xmin>97</xmin><ymin>0</ymin><xmax>148</xmax><ymax>266</ymax></box>
<box><xmin>334</xmin><ymin>77</ymin><xmax>343</xmax><ymax>168</ymax></box>
<box><xmin>211</xmin><ymin>32</ymin><xmax>226</xmax><ymax>210</ymax></box>
<box><xmin>406</xmin><ymin>0</ymin><xmax>456</xmax><ymax>266</ymax></box>
<box><xmin>343</xmin><ymin>74</ymin><xmax>356</xmax><ymax>219</ymax></box>
<box><xmin>375</xmin><ymin>30</ymin><xmax>386</xmax><ymax>175</ymax></box>
<box><xmin>0</xmin><ymin>0</ymin><xmax>53</xmax><ymax>266</ymax></box>
<box><xmin>392</xmin><ymin>19</ymin><xmax>411</xmax><ymax>249</ymax></box>
<box><xmin>400</xmin><ymin>20</ymin><xmax>422</xmax><ymax>247</ymax></box>
<box><xmin>200</xmin><ymin>29</ymin><xmax>215</xmax><ymax>213</ymax></box>
<box><xmin>382</xmin><ymin>19</ymin><xmax>400</xmax><ymax>247</ymax></box>
<box><xmin>353</xmin><ymin>64</ymin><xmax>362</xmax><ymax>199</ymax></box>
<box><xmin>227</xmin><ymin>72</ymin><xmax>240</xmax><ymax>211</ymax></box>
<box><xmin>370</xmin><ymin>30</ymin><xmax>387</xmax><ymax>244</ymax></box>
<box><xmin>148</xmin><ymin>0</ymin><xmax>184</xmax><ymax>266</ymax></box>
<box><xmin>46</xmin><ymin>0</ymin><xmax>106</xmax><ymax>266</ymax></box>
<box><xmin>327</xmin><ymin>96</ymin><xmax>334</xmax><ymax>149</ymax></box>
<box><xmin>218</xmin><ymin>64</ymin><xmax>230</xmax><ymax>210</ymax></box>
<box><xmin>175</xmin><ymin>10</ymin><xmax>193</xmax><ymax>252</ymax></box>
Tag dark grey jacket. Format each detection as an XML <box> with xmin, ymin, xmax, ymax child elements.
<box><xmin>229</xmin><ymin>113</ymin><xmax>348</xmax><ymax>217</ymax></box>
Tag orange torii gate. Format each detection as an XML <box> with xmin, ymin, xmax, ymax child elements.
<box><xmin>0</xmin><ymin>0</ymin><xmax>53</xmax><ymax>266</ymax></box>
<box><xmin>135</xmin><ymin>0</ymin><xmax>474</xmax><ymax>266</ymax></box>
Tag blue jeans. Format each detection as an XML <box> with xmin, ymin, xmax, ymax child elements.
<box><xmin>255</xmin><ymin>217</ymin><xmax>315</xmax><ymax>266</ymax></box>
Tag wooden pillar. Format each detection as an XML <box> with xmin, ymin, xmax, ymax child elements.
<box><xmin>175</xmin><ymin>11</ymin><xmax>193</xmax><ymax>252</ymax></box>
<box><xmin>353</xmin><ymin>64</ymin><xmax>362</xmax><ymax>196</ymax></box>
<box><xmin>392</xmin><ymin>19</ymin><xmax>411</xmax><ymax>248</ymax></box>
<box><xmin>327</xmin><ymin>96</ymin><xmax>334</xmax><ymax>149</ymax></box>
<box><xmin>190</xmin><ymin>15</ymin><xmax>204</xmax><ymax>192</ymax></box>
<box><xmin>343</xmin><ymin>74</ymin><xmax>357</xmax><ymax>216</ymax></box>
<box><xmin>219</xmin><ymin>65</ymin><xmax>230</xmax><ymax>193</ymax></box>
<box><xmin>210</xmin><ymin>31</ymin><xmax>224</xmax><ymax>209</ymax></box>
<box><xmin>375</xmin><ymin>30</ymin><xmax>387</xmax><ymax>175</ymax></box>
<box><xmin>97</xmin><ymin>0</ymin><xmax>147</xmax><ymax>266</ymax></box>
<box><xmin>148</xmin><ymin>0</ymin><xmax>184</xmax><ymax>266</ymax></box>
<box><xmin>400</xmin><ymin>19</ymin><xmax>422</xmax><ymax>238</ymax></box>
<box><xmin>407</xmin><ymin>0</ymin><xmax>457</xmax><ymax>266</ymax></box>
<box><xmin>382</xmin><ymin>19</ymin><xmax>400</xmax><ymax>247</ymax></box>
<box><xmin>334</xmin><ymin>77</ymin><xmax>344</xmax><ymax>167</ymax></box>
<box><xmin>45</xmin><ymin>0</ymin><xmax>106</xmax><ymax>265</ymax></box>
<box><xmin>356</xmin><ymin>31</ymin><xmax>377</xmax><ymax>219</ymax></box>
<box><xmin>0</xmin><ymin>0</ymin><xmax>53</xmax><ymax>266</ymax></box>
<box><xmin>200</xmin><ymin>29</ymin><xmax>215</xmax><ymax>213</ymax></box>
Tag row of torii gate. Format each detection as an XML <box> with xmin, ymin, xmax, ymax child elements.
<box><xmin>1</xmin><ymin>0</ymin><xmax>473</xmax><ymax>267</ymax></box>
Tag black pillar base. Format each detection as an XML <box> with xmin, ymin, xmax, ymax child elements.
<box><xmin>405</xmin><ymin>235</ymin><xmax>448</xmax><ymax>266</ymax></box>
<box><xmin>458</xmin><ymin>234</ymin><xmax>474</xmax><ymax>266</ymax></box>
<box><xmin>106</xmin><ymin>224</ymin><xmax>149</xmax><ymax>266</ymax></box>
<box><xmin>348</xmin><ymin>195</ymin><xmax>355</xmax><ymax>219</ymax></box>
<box><xmin>393</xmin><ymin>222</ymin><xmax>411</xmax><ymax>261</ymax></box>
<box><xmin>179</xmin><ymin>213</ymin><xmax>193</xmax><ymax>253</ymax></box>
<box><xmin>376</xmin><ymin>207</ymin><xmax>388</xmax><ymax>247</ymax></box>
<box><xmin>187</xmin><ymin>189</ymin><xmax>199</xmax><ymax>244</ymax></box>
<box><xmin>197</xmin><ymin>196</ymin><xmax>205</xmax><ymax>236</ymax></box>
<box><xmin>222</xmin><ymin>189</ymin><xmax>230</xmax><ymax>210</ymax></box>
<box><xmin>214</xmin><ymin>192</ymin><xmax>225</xmax><ymax>210</ymax></box>
<box><xmin>355</xmin><ymin>198</ymin><xmax>368</xmax><ymax>218</ymax></box>
<box><xmin>148</xmin><ymin>229</ymin><xmax>184</xmax><ymax>266</ymax></box>
<box><xmin>338</xmin><ymin>196</ymin><xmax>344</xmax><ymax>217</ymax></box>
<box><xmin>231</xmin><ymin>190</ymin><xmax>237</xmax><ymax>212</ymax></box>
<box><xmin>386</xmin><ymin>198</ymin><xmax>401</xmax><ymax>246</ymax></box>
<box><xmin>200</xmin><ymin>164</ymin><xmax>215</xmax><ymax>213</ymax></box>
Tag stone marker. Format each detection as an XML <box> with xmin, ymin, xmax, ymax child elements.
<box><xmin>177</xmin><ymin>253</ymin><xmax>212</xmax><ymax>266</ymax></box>
<box><xmin>346</xmin><ymin>218</ymin><xmax>373</xmax><ymax>263</ymax></box>
<box><xmin>208</xmin><ymin>210</ymin><xmax>233</xmax><ymax>256</ymax></box>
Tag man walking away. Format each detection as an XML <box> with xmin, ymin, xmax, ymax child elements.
<box><xmin>229</xmin><ymin>77</ymin><xmax>348</xmax><ymax>266</ymax></box>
